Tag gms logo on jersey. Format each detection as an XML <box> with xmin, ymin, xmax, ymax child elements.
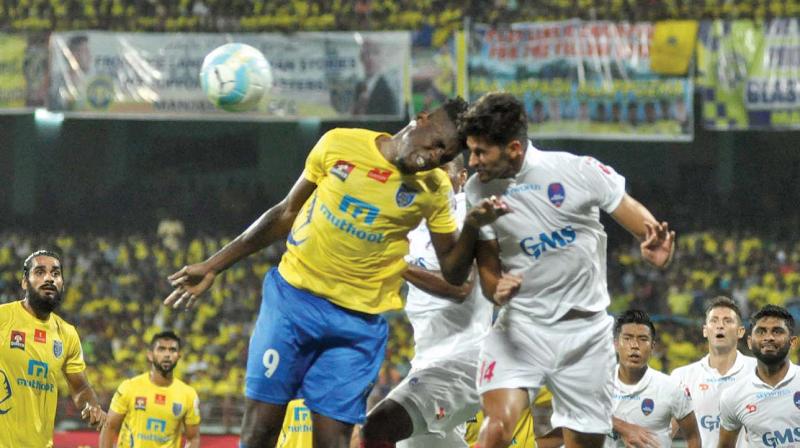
<box><xmin>519</xmin><ymin>226</ymin><xmax>577</xmax><ymax>259</ymax></box>
<box><xmin>700</xmin><ymin>414</ymin><xmax>720</xmax><ymax>431</ymax></box>
<box><xmin>763</xmin><ymin>427</ymin><xmax>800</xmax><ymax>448</ymax></box>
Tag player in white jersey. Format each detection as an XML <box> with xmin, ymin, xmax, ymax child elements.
<box><xmin>719</xmin><ymin>304</ymin><xmax>800</xmax><ymax>448</ymax></box>
<box><xmin>607</xmin><ymin>310</ymin><xmax>700</xmax><ymax>448</ymax></box>
<box><xmin>454</xmin><ymin>92</ymin><xmax>675</xmax><ymax>448</ymax></box>
<box><xmin>670</xmin><ymin>296</ymin><xmax>756</xmax><ymax>448</ymax></box>
<box><xmin>361</xmin><ymin>155</ymin><xmax>495</xmax><ymax>447</ymax></box>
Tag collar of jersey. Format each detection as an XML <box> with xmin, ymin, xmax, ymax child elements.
<box><xmin>613</xmin><ymin>363</ymin><xmax>654</xmax><ymax>395</ymax></box>
<box><xmin>700</xmin><ymin>350</ymin><xmax>749</xmax><ymax>377</ymax></box>
<box><xmin>749</xmin><ymin>362</ymin><xmax>798</xmax><ymax>389</ymax></box>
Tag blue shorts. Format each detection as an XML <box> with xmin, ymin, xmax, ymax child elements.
<box><xmin>245</xmin><ymin>268</ymin><xmax>388</xmax><ymax>424</ymax></box>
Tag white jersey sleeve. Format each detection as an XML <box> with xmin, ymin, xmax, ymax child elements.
<box><xmin>670</xmin><ymin>378</ymin><xmax>694</xmax><ymax>421</ymax></box>
<box><xmin>575</xmin><ymin>156</ymin><xmax>626</xmax><ymax>213</ymax></box>
<box><xmin>718</xmin><ymin>388</ymin><xmax>742</xmax><ymax>432</ymax></box>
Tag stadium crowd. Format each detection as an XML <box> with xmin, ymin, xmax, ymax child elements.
<box><xmin>1</xmin><ymin>225</ymin><xmax>798</xmax><ymax>429</ymax></box>
<box><xmin>1</xmin><ymin>0</ymin><xmax>798</xmax><ymax>32</ymax></box>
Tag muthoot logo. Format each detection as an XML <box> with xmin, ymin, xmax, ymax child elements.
<box><xmin>519</xmin><ymin>226</ymin><xmax>576</xmax><ymax>259</ymax></box>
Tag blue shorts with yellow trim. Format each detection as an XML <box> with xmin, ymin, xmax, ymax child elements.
<box><xmin>245</xmin><ymin>268</ymin><xmax>387</xmax><ymax>424</ymax></box>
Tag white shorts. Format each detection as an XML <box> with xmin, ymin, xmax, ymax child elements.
<box><xmin>476</xmin><ymin>309</ymin><xmax>615</xmax><ymax>434</ymax></box>
<box><xmin>383</xmin><ymin>354</ymin><xmax>481</xmax><ymax>447</ymax></box>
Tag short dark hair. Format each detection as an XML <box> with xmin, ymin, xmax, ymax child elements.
<box><xmin>150</xmin><ymin>331</ymin><xmax>182</xmax><ymax>350</ymax></box>
<box><xmin>458</xmin><ymin>92</ymin><xmax>528</xmax><ymax>148</ymax></box>
<box><xmin>441</xmin><ymin>96</ymin><xmax>469</xmax><ymax>127</ymax></box>
<box><xmin>23</xmin><ymin>250</ymin><xmax>62</xmax><ymax>279</ymax></box>
<box><xmin>704</xmin><ymin>296</ymin><xmax>743</xmax><ymax>324</ymax></box>
<box><xmin>614</xmin><ymin>309</ymin><xmax>656</xmax><ymax>340</ymax></box>
<box><xmin>750</xmin><ymin>304</ymin><xmax>795</xmax><ymax>334</ymax></box>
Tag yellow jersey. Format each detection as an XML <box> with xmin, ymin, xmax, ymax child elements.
<box><xmin>279</xmin><ymin>128</ymin><xmax>457</xmax><ymax>314</ymax></box>
<box><xmin>109</xmin><ymin>372</ymin><xmax>201</xmax><ymax>448</ymax></box>
<box><xmin>465</xmin><ymin>388</ymin><xmax>553</xmax><ymax>447</ymax></box>
<box><xmin>276</xmin><ymin>399</ymin><xmax>313</xmax><ymax>448</ymax></box>
<box><xmin>0</xmin><ymin>300</ymin><xmax>86</xmax><ymax>448</ymax></box>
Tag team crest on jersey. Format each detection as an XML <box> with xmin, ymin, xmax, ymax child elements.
<box><xmin>173</xmin><ymin>403</ymin><xmax>183</xmax><ymax>416</ymax></box>
<box><xmin>331</xmin><ymin>160</ymin><xmax>355</xmax><ymax>181</ymax></box>
<box><xmin>135</xmin><ymin>397</ymin><xmax>146</xmax><ymax>410</ymax></box>
<box><xmin>794</xmin><ymin>392</ymin><xmax>800</xmax><ymax>410</ymax></box>
<box><xmin>53</xmin><ymin>340</ymin><xmax>63</xmax><ymax>358</ymax></box>
<box><xmin>547</xmin><ymin>183</ymin><xmax>565</xmax><ymax>207</ymax></box>
<box><xmin>641</xmin><ymin>398</ymin><xmax>654</xmax><ymax>416</ymax></box>
<box><xmin>10</xmin><ymin>331</ymin><xmax>25</xmax><ymax>350</ymax></box>
<box><xmin>396</xmin><ymin>184</ymin><xmax>417</xmax><ymax>208</ymax></box>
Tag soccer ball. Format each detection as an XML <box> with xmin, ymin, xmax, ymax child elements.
<box><xmin>200</xmin><ymin>43</ymin><xmax>272</xmax><ymax>112</ymax></box>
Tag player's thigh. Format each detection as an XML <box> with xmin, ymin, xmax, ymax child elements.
<box><xmin>546</xmin><ymin>314</ymin><xmax>615</xmax><ymax>434</ymax></box>
<box><xmin>300</xmin><ymin>310</ymin><xmax>388</xmax><ymax>425</ymax></box>
<box><xmin>312</xmin><ymin>410</ymin><xmax>356</xmax><ymax>448</ymax></box>
<box><xmin>397</xmin><ymin>425</ymin><xmax>469</xmax><ymax>448</ymax></box>
<box><xmin>562</xmin><ymin>427</ymin><xmax>607</xmax><ymax>448</ymax></box>
<box><xmin>479</xmin><ymin>387</ymin><xmax>531</xmax><ymax>439</ymax></box>
<box><xmin>245</xmin><ymin>268</ymin><xmax>317</xmax><ymax>404</ymax></box>
<box><xmin>386</xmin><ymin>358</ymin><xmax>481</xmax><ymax>439</ymax></box>
<box><xmin>240</xmin><ymin>398</ymin><xmax>287</xmax><ymax>447</ymax></box>
<box><xmin>476</xmin><ymin>313</ymin><xmax>548</xmax><ymax>394</ymax></box>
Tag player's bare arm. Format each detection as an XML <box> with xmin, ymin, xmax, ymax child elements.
<box><xmin>612</xmin><ymin>416</ymin><xmax>660</xmax><ymax>448</ymax></box>
<box><xmin>610</xmin><ymin>194</ymin><xmax>675</xmax><ymax>268</ymax></box>
<box><xmin>431</xmin><ymin>195</ymin><xmax>511</xmax><ymax>286</ymax></box>
<box><xmin>676</xmin><ymin>411</ymin><xmax>701</xmax><ymax>448</ymax></box>
<box><xmin>98</xmin><ymin>410</ymin><xmax>125</xmax><ymax>448</ymax></box>
<box><xmin>165</xmin><ymin>175</ymin><xmax>317</xmax><ymax>308</ymax></box>
<box><xmin>402</xmin><ymin>265</ymin><xmax>474</xmax><ymax>303</ymax></box>
<box><xmin>716</xmin><ymin>427</ymin><xmax>739</xmax><ymax>448</ymax></box>
<box><xmin>184</xmin><ymin>423</ymin><xmax>201</xmax><ymax>448</ymax></box>
<box><xmin>65</xmin><ymin>371</ymin><xmax>106</xmax><ymax>430</ymax></box>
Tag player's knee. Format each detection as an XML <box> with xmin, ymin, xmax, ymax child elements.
<box><xmin>482</xmin><ymin>415</ymin><xmax>514</xmax><ymax>446</ymax></box>
<box><xmin>361</xmin><ymin>400</ymin><xmax>412</xmax><ymax>442</ymax></box>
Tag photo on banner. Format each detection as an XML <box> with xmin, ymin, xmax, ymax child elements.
<box><xmin>47</xmin><ymin>31</ymin><xmax>410</xmax><ymax>120</ymax></box>
<box><xmin>0</xmin><ymin>32</ymin><xmax>49</xmax><ymax>110</ymax></box>
<box><xmin>468</xmin><ymin>20</ymin><xmax>694</xmax><ymax>141</ymax></box>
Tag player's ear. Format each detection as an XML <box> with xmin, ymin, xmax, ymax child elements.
<box><xmin>790</xmin><ymin>335</ymin><xmax>798</xmax><ymax>350</ymax></box>
<box><xmin>736</xmin><ymin>325</ymin><xmax>746</xmax><ymax>339</ymax></box>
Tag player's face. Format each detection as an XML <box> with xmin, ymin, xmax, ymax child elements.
<box><xmin>148</xmin><ymin>339</ymin><xmax>180</xmax><ymax>375</ymax></box>
<box><xmin>703</xmin><ymin>307</ymin><xmax>744</xmax><ymax>350</ymax></box>
<box><xmin>22</xmin><ymin>256</ymin><xmax>64</xmax><ymax>313</ymax></box>
<box><xmin>466</xmin><ymin>136</ymin><xmax>523</xmax><ymax>182</ymax></box>
<box><xmin>748</xmin><ymin>316</ymin><xmax>796</xmax><ymax>366</ymax></box>
<box><xmin>615</xmin><ymin>323</ymin><xmax>654</xmax><ymax>370</ymax></box>
<box><xmin>393</xmin><ymin>108</ymin><xmax>459</xmax><ymax>174</ymax></box>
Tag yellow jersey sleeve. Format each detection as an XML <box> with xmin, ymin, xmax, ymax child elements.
<box><xmin>424</xmin><ymin>172</ymin><xmax>458</xmax><ymax>233</ymax></box>
<box><xmin>302</xmin><ymin>131</ymin><xmax>331</xmax><ymax>184</ymax></box>
<box><xmin>109</xmin><ymin>379</ymin><xmax>131</xmax><ymax>415</ymax></box>
<box><xmin>62</xmin><ymin>324</ymin><xmax>86</xmax><ymax>374</ymax></box>
<box><xmin>184</xmin><ymin>387</ymin><xmax>201</xmax><ymax>426</ymax></box>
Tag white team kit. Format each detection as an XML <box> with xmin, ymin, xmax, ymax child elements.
<box><xmin>671</xmin><ymin>351</ymin><xmax>757</xmax><ymax>448</ymax></box>
<box><xmin>719</xmin><ymin>362</ymin><xmax>800</xmax><ymax>447</ymax></box>
<box><xmin>605</xmin><ymin>366</ymin><xmax>694</xmax><ymax>448</ymax></box>
<box><xmin>386</xmin><ymin>192</ymin><xmax>494</xmax><ymax>447</ymax></box>
<box><xmin>465</xmin><ymin>142</ymin><xmax>626</xmax><ymax>433</ymax></box>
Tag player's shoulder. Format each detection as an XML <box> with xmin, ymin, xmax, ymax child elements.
<box><xmin>0</xmin><ymin>301</ymin><xmax>18</xmax><ymax>322</ymax></box>
<box><xmin>51</xmin><ymin>312</ymin><xmax>81</xmax><ymax>338</ymax></box>
<box><xmin>322</xmin><ymin>127</ymin><xmax>386</xmax><ymax>145</ymax></box>
<box><xmin>650</xmin><ymin>368</ymin><xmax>684</xmax><ymax>392</ymax></box>
<box><xmin>670</xmin><ymin>359</ymin><xmax>703</xmax><ymax>378</ymax></box>
<box><xmin>117</xmin><ymin>373</ymin><xmax>146</xmax><ymax>392</ymax></box>
<box><xmin>173</xmin><ymin>377</ymin><xmax>200</xmax><ymax>397</ymax></box>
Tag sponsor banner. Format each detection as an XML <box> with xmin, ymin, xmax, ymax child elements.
<box><xmin>48</xmin><ymin>31</ymin><xmax>409</xmax><ymax>119</ymax></box>
<box><xmin>410</xmin><ymin>26</ymin><xmax>460</xmax><ymax>113</ymax></box>
<box><xmin>0</xmin><ymin>33</ymin><xmax>49</xmax><ymax>110</ymax></box>
<box><xmin>468</xmin><ymin>20</ymin><xmax>693</xmax><ymax>141</ymax></box>
<box><xmin>698</xmin><ymin>19</ymin><xmax>800</xmax><ymax>130</ymax></box>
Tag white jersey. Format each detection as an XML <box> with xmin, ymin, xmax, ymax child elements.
<box><xmin>464</xmin><ymin>143</ymin><xmax>626</xmax><ymax>325</ymax></box>
<box><xmin>605</xmin><ymin>366</ymin><xmax>693</xmax><ymax>448</ymax></box>
<box><xmin>405</xmin><ymin>192</ymin><xmax>493</xmax><ymax>369</ymax></box>
<box><xmin>670</xmin><ymin>351</ymin><xmax>757</xmax><ymax>448</ymax></box>
<box><xmin>719</xmin><ymin>362</ymin><xmax>800</xmax><ymax>447</ymax></box>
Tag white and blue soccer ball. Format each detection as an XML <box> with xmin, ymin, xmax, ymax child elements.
<box><xmin>200</xmin><ymin>43</ymin><xmax>272</xmax><ymax>112</ymax></box>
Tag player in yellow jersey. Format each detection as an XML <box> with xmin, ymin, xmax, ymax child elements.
<box><xmin>0</xmin><ymin>250</ymin><xmax>106</xmax><ymax>448</ymax></box>
<box><xmin>276</xmin><ymin>399</ymin><xmax>313</xmax><ymax>448</ymax></box>
<box><xmin>100</xmin><ymin>331</ymin><xmax>200</xmax><ymax>448</ymax></box>
<box><xmin>465</xmin><ymin>388</ymin><xmax>562</xmax><ymax>448</ymax></box>
<box><xmin>164</xmin><ymin>98</ymin><xmax>494</xmax><ymax>448</ymax></box>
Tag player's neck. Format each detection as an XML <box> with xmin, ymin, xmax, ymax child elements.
<box><xmin>21</xmin><ymin>298</ymin><xmax>50</xmax><ymax>321</ymax></box>
<box><xmin>756</xmin><ymin>358</ymin><xmax>791</xmax><ymax>387</ymax></box>
<box><xmin>708</xmin><ymin>345</ymin><xmax>738</xmax><ymax>374</ymax></box>
<box><xmin>376</xmin><ymin>135</ymin><xmax>398</xmax><ymax>167</ymax></box>
<box><xmin>150</xmin><ymin>370</ymin><xmax>174</xmax><ymax>387</ymax></box>
<box><xmin>618</xmin><ymin>365</ymin><xmax>647</xmax><ymax>385</ymax></box>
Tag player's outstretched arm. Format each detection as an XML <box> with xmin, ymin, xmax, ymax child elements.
<box><xmin>164</xmin><ymin>175</ymin><xmax>317</xmax><ymax>309</ymax></box>
<box><xmin>65</xmin><ymin>371</ymin><xmax>106</xmax><ymax>430</ymax></box>
<box><xmin>184</xmin><ymin>424</ymin><xmax>201</xmax><ymax>448</ymax></box>
<box><xmin>98</xmin><ymin>411</ymin><xmax>125</xmax><ymax>448</ymax></box>
<box><xmin>676</xmin><ymin>412</ymin><xmax>701</xmax><ymax>448</ymax></box>
<box><xmin>613</xmin><ymin>416</ymin><xmax>660</xmax><ymax>448</ymax></box>
<box><xmin>610</xmin><ymin>194</ymin><xmax>675</xmax><ymax>268</ymax></box>
<box><xmin>402</xmin><ymin>265</ymin><xmax>474</xmax><ymax>303</ymax></box>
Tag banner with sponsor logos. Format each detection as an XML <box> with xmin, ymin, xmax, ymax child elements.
<box><xmin>0</xmin><ymin>33</ymin><xmax>49</xmax><ymax>110</ymax></box>
<box><xmin>468</xmin><ymin>20</ymin><xmax>694</xmax><ymax>141</ymax></box>
<box><xmin>410</xmin><ymin>27</ymin><xmax>465</xmax><ymax>114</ymax></box>
<box><xmin>697</xmin><ymin>19</ymin><xmax>800</xmax><ymax>130</ymax></box>
<box><xmin>48</xmin><ymin>31</ymin><xmax>409</xmax><ymax>119</ymax></box>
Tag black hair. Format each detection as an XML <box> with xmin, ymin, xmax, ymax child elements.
<box><xmin>750</xmin><ymin>304</ymin><xmax>795</xmax><ymax>334</ymax></box>
<box><xmin>150</xmin><ymin>330</ymin><xmax>182</xmax><ymax>350</ymax></box>
<box><xmin>614</xmin><ymin>309</ymin><xmax>656</xmax><ymax>339</ymax></box>
<box><xmin>704</xmin><ymin>296</ymin><xmax>743</xmax><ymax>325</ymax></box>
<box><xmin>442</xmin><ymin>96</ymin><xmax>469</xmax><ymax>127</ymax></box>
<box><xmin>458</xmin><ymin>92</ymin><xmax>528</xmax><ymax>147</ymax></box>
<box><xmin>23</xmin><ymin>250</ymin><xmax>62</xmax><ymax>279</ymax></box>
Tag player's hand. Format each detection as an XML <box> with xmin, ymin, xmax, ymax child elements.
<box><xmin>465</xmin><ymin>195</ymin><xmax>511</xmax><ymax>229</ymax></box>
<box><xmin>164</xmin><ymin>263</ymin><xmax>217</xmax><ymax>309</ymax></box>
<box><xmin>493</xmin><ymin>273</ymin><xmax>522</xmax><ymax>306</ymax></box>
<box><xmin>640</xmin><ymin>221</ymin><xmax>675</xmax><ymax>268</ymax></box>
<box><xmin>81</xmin><ymin>403</ymin><xmax>106</xmax><ymax>430</ymax></box>
<box><xmin>618</xmin><ymin>420</ymin><xmax>660</xmax><ymax>448</ymax></box>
